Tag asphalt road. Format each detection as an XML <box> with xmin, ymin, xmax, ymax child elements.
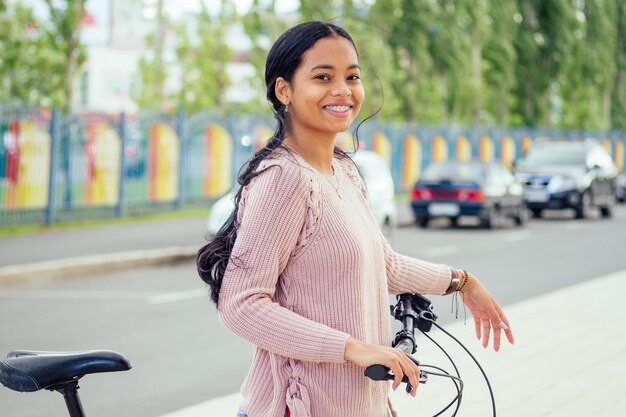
<box><xmin>1</xmin><ymin>205</ymin><xmax>626</xmax><ymax>417</ymax></box>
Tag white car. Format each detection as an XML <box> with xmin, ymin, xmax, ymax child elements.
<box><xmin>207</xmin><ymin>150</ymin><xmax>397</xmax><ymax>240</ymax></box>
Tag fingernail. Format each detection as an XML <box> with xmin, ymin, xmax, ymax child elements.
<box><xmin>500</xmin><ymin>321</ymin><xmax>508</xmax><ymax>330</ymax></box>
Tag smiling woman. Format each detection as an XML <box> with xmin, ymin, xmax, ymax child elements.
<box><xmin>196</xmin><ymin>21</ymin><xmax>514</xmax><ymax>417</ymax></box>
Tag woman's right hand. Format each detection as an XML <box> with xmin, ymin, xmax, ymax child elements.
<box><xmin>344</xmin><ymin>337</ymin><xmax>420</xmax><ymax>397</ymax></box>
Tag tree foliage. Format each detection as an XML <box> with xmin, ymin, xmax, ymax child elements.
<box><xmin>0</xmin><ymin>0</ymin><xmax>86</xmax><ymax>112</ymax></box>
<box><xmin>1</xmin><ymin>0</ymin><xmax>625</xmax><ymax>131</ymax></box>
<box><xmin>174</xmin><ymin>0</ymin><xmax>234</xmax><ymax>113</ymax></box>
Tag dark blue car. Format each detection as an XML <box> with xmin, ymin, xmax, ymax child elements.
<box><xmin>411</xmin><ymin>160</ymin><xmax>526</xmax><ymax>228</ymax></box>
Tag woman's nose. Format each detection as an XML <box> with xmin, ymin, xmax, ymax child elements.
<box><xmin>331</xmin><ymin>81</ymin><xmax>352</xmax><ymax>97</ymax></box>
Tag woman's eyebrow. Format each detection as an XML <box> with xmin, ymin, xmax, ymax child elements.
<box><xmin>310</xmin><ymin>64</ymin><xmax>361</xmax><ymax>72</ymax></box>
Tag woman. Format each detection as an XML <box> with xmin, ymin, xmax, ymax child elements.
<box><xmin>197</xmin><ymin>21</ymin><xmax>514</xmax><ymax>417</ymax></box>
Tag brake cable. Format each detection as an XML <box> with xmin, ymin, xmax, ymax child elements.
<box><xmin>364</xmin><ymin>293</ymin><xmax>496</xmax><ymax>417</ymax></box>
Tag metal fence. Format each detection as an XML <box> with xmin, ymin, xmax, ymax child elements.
<box><xmin>1</xmin><ymin>104</ymin><xmax>625</xmax><ymax>225</ymax></box>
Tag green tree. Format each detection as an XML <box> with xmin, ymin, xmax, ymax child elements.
<box><xmin>0</xmin><ymin>2</ymin><xmax>40</xmax><ymax>103</ymax></box>
<box><xmin>480</xmin><ymin>0</ymin><xmax>519</xmax><ymax>125</ymax></box>
<box><xmin>300</xmin><ymin>0</ymin><xmax>337</xmax><ymax>21</ymax></box>
<box><xmin>0</xmin><ymin>0</ymin><xmax>86</xmax><ymax>112</ymax></box>
<box><xmin>134</xmin><ymin>0</ymin><xmax>168</xmax><ymax>110</ymax></box>
<box><xmin>174</xmin><ymin>0</ymin><xmax>234</xmax><ymax>113</ymax></box>
<box><xmin>513</xmin><ymin>0</ymin><xmax>578</xmax><ymax>127</ymax></box>
<box><xmin>42</xmin><ymin>0</ymin><xmax>87</xmax><ymax>113</ymax></box>
<box><xmin>370</xmin><ymin>0</ymin><xmax>443</xmax><ymax>123</ymax></box>
<box><xmin>561</xmin><ymin>0</ymin><xmax>617</xmax><ymax>130</ymax></box>
<box><xmin>240</xmin><ymin>0</ymin><xmax>288</xmax><ymax>113</ymax></box>
<box><xmin>612</xmin><ymin>0</ymin><xmax>626</xmax><ymax>129</ymax></box>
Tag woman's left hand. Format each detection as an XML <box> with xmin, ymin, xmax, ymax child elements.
<box><xmin>461</xmin><ymin>273</ymin><xmax>515</xmax><ymax>351</ymax></box>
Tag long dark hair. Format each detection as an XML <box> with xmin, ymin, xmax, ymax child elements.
<box><xmin>196</xmin><ymin>21</ymin><xmax>360</xmax><ymax>305</ymax></box>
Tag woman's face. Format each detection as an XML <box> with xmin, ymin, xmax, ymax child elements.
<box><xmin>279</xmin><ymin>36</ymin><xmax>364</xmax><ymax>141</ymax></box>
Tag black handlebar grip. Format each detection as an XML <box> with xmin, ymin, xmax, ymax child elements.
<box><xmin>364</xmin><ymin>364</ymin><xmax>390</xmax><ymax>381</ymax></box>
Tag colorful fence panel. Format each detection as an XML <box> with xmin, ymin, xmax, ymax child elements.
<box><xmin>0</xmin><ymin>120</ymin><xmax>50</xmax><ymax>210</ymax></box>
<box><xmin>1</xmin><ymin>105</ymin><xmax>626</xmax><ymax>225</ymax></box>
<box><xmin>148</xmin><ymin>123</ymin><xmax>179</xmax><ymax>202</ymax></box>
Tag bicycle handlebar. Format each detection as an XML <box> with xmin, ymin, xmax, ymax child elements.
<box><xmin>364</xmin><ymin>294</ymin><xmax>437</xmax><ymax>389</ymax></box>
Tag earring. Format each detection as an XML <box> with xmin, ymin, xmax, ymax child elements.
<box><xmin>284</xmin><ymin>104</ymin><xmax>289</xmax><ymax>113</ymax></box>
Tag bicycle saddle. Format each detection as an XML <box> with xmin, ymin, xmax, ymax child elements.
<box><xmin>0</xmin><ymin>350</ymin><xmax>131</xmax><ymax>392</ymax></box>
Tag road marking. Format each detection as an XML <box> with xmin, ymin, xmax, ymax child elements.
<box><xmin>504</xmin><ymin>231</ymin><xmax>532</xmax><ymax>242</ymax></box>
<box><xmin>0</xmin><ymin>289</ymin><xmax>159</xmax><ymax>300</ymax></box>
<box><xmin>148</xmin><ymin>288</ymin><xmax>208</xmax><ymax>305</ymax></box>
<box><xmin>423</xmin><ymin>245</ymin><xmax>458</xmax><ymax>258</ymax></box>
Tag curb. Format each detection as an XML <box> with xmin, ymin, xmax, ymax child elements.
<box><xmin>0</xmin><ymin>245</ymin><xmax>198</xmax><ymax>287</ymax></box>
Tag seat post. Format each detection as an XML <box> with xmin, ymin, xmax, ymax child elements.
<box><xmin>54</xmin><ymin>381</ymin><xmax>86</xmax><ymax>417</ymax></box>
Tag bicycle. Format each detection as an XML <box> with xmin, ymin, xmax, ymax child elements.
<box><xmin>1</xmin><ymin>294</ymin><xmax>494</xmax><ymax>417</ymax></box>
<box><xmin>0</xmin><ymin>350</ymin><xmax>131</xmax><ymax>417</ymax></box>
<box><xmin>365</xmin><ymin>293</ymin><xmax>496</xmax><ymax>417</ymax></box>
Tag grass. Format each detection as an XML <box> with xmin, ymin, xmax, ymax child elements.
<box><xmin>0</xmin><ymin>208</ymin><xmax>209</xmax><ymax>238</ymax></box>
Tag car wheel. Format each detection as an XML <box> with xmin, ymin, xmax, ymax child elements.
<box><xmin>531</xmin><ymin>208</ymin><xmax>543</xmax><ymax>218</ymax></box>
<box><xmin>450</xmin><ymin>216</ymin><xmax>459</xmax><ymax>228</ymax></box>
<box><xmin>480</xmin><ymin>211</ymin><xmax>493</xmax><ymax>229</ymax></box>
<box><xmin>600</xmin><ymin>196</ymin><xmax>614</xmax><ymax>218</ymax></box>
<box><xmin>416</xmin><ymin>216</ymin><xmax>429</xmax><ymax>228</ymax></box>
<box><xmin>574</xmin><ymin>191</ymin><xmax>591</xmax><ymax>219</ymax></box>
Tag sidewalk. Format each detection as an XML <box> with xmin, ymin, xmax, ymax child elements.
<box><xmin>159</xmin><ymin>268</ymin><xmax>626</xmax><ymax>417</ymax></box>
<box><xmin>0</xmin><ymin>216</ymin><xmax>208</xmax><ymax>286</ymax></box>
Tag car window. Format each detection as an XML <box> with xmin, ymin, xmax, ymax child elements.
<box><xmin>422</xmin><ymin>162</ymin><xmax>485</xmax><ymax>182</ymax></box>
<box><xmin>521</xmin><ymin>145</ymin><xmax>586</xmax><ymax>167</ymax></box>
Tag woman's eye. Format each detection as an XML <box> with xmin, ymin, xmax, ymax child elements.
<box><xmin>315</xmin><ymin>74</ymin><xmax>330</xmax><ymax>81</ymax></box>
<box><xmin>348</xmin><ymin>75</ymin><xmax>361</xmax><ymax>81</ymax></box>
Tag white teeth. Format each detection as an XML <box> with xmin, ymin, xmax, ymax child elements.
<box><xmin>325</xmin><ymin>105</ymin><xmax>350</xmax><ymax>112</ymax></box>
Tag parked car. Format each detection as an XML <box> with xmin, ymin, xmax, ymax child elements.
<box><xmin>410</xmin><ymin>160</ymin><xmax>525</xmax><ymax>229</ymax></box>
<box><xmin>616</xmin><ymin>172</ymin><xmax>626</xmax><ymax>203</ymax></box>
<box><xmin>514</xmin><ymin>140</ymin><xmax>617</xmax><ymax>219</ymax></box>
<box><xmin>207</xmin><ymin>150</ymin><xmax>397</xmax><ymax>239</ymax></box>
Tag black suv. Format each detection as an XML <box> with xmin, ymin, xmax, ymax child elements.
<box><xmin>514</xmin><ymin>141</ymin><xmax>617</xmax><ymax>219</ymax></box>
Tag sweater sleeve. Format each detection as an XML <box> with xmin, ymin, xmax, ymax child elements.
<box><xmin>218</xmin><ymin>161</ymin><xmax>350</xmax><ymax>364</ymax></box>
<box><xmin>381</xmin><ymin>235</ymin><xmax>452</xmax><ymax>295</ymax></box>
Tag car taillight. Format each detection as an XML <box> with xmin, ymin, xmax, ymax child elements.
<box><xmin>457</xmin><ymin>189</ymin><xmax>484</xmax><ymax>202</ymax></box>
<box><xmin>411</xmin><ymin>188</ymin><xmax>433</xmax><ymax>201</ymax></box>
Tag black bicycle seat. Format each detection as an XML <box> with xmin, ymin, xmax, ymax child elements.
<box><xmin>0</xmin><ymin>350</ymin><xmax>131</xmax><ymax>392</ymax></box>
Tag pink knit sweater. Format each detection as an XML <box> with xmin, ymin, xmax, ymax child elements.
<box><xmin>218</xmin><ymin>148</ymin><xmax>452</xmax><ymax>417</ymax></box>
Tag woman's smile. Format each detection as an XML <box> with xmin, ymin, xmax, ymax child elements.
<box><xmin>323</xmin><ymin>103</ymin><xmax>354</xmax><ymax>118</ymax></box>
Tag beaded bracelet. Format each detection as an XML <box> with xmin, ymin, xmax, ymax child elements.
<box><xmin>457</xmin><ymin>269</ymin><xmax>469</xmax><ymax>292</ymax></box>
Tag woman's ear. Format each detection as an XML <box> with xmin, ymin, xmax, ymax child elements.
<box><xmin>275</xmin><ymin>77</ymin><xmax>291</xmax><ymax>107</ymax></box>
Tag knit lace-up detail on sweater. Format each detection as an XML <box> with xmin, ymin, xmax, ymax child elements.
<box><xmin>218</xmin><ymin>149</ymin><xmax>452</xmax><ymax>417</ymax></box>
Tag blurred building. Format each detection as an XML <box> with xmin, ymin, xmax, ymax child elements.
<box><xmin>74</xmin><ymin>0</ymin><xmax>290</xmax><ymax>114</ymax></box>
<box><xmin>74</xmin><ymin>0</ymin><xmax>151</xmax><ymax>113</ymax></box>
